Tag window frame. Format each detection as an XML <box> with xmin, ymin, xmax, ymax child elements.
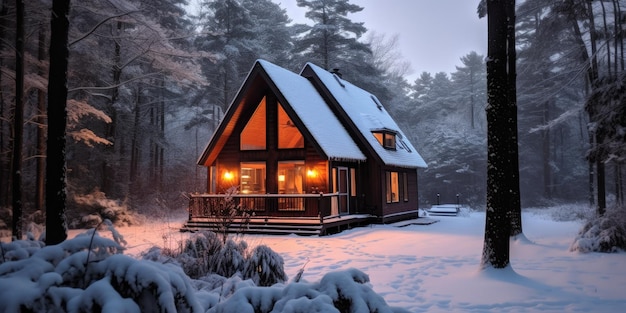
<box><xmin>386</xmin><ymin>171</ymin><xmax>400</xmax><ymax>203</ymax></box>
<box><xmin>372</xmin><ymin>130</ymin><xmax>397</xmax><ymax>150</ymax></box>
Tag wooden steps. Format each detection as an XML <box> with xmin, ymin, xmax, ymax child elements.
<box><xmin>181</xmin><ymin>217</ymin><xmax>324</xmax><ymax>236</ymax></box>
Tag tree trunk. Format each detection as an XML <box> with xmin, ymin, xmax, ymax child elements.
<box><xmin>542</xmin><ymin>101</ymin><xmax>552</xmax><ymax>199</ymax></box>
<box><xmin>0</xmin><ymin>1</ymin><xmax>10</xmax><ymax>207</ymax></box>
<box><xmin>36</xmin><ymin>23</ymin><xmax>47</xmax><ymax>212</ymax></box>
<box><xmin>12</xmin><ymin>0</ymin><xmax>25</xmax><ymax>240</ymax></box>
<box><xmin>481</xmin><ymin>0</ymin><xmax>517</xmax><ymax>269</ymax></box>
<box><xmin>130</xmin><ymin>86</ymin><xmax>141</xmax><ymax>191</ymax></box>
<box><xmin>506</xmin><ymin>0</ymin><xmax>522</xmax><ymax>237</ymax></box>
<box><xmin>102</xmin><ymin>21</ymin><xmax>123</xmax><ymax>198</ymax></box>
<box><xmin>46</xmin><ymin>0</ymin><xmax>71</xmax><ymax>245</ymax></box>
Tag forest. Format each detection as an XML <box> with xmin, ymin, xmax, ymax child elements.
<box><xmin>0</xmin><ymin>0</ymin><xmax>625</xmax><ymax>236</ymax></box>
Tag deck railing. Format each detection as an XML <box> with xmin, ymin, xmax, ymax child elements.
<box><xmin>188</xmin><ymin>193</ymin><xmax>339</xmax><ymax>219</ymax></box>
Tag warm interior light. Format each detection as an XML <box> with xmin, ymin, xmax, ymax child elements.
<box><xmin>278</xmin><ymin>174</ymin><xmax>285</xmax><ymax>182</ymax></box>
<box><xmin>223</xmin><ymin>171</ymin><xmax>234</xmax><ymax>180</ymax></box>
<box><xmin>307</xmin><ymin>169</ymin><xmax>317</xmax><ymax>178</ymax></box>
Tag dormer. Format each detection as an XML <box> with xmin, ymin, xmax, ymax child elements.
<box><xmin>371</xmin><ymin>128</ymin><xmax>397</xmax><ymax>150</ymax></box>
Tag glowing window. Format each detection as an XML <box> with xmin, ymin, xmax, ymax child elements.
<box><xmin>278</xmin><ymin>161</ymin><xmax>305</xmax><ymax>194</ymax></box>
<box><xmin>372</xmin><ymin>131</ymin><xmax>396</xmax><ymax>150</ymax></box>
<box><xmin>386</xmin><ymin>171</ymin><xmax>399</xmax><ymax>203</ymax></box>
<box><xmin>241</xmin><ymin>97</ymin><xmax>266</xmax><ymax>150</ymax></box>
<box><xmin>240</xmin><ymin>162</ymin><xmax>266</xmax><ymax>194</ymax></box>
<box><xmin>278</xmin><ymin>103</ymin><xmax>304</xmax><ymax>149</ymax></box>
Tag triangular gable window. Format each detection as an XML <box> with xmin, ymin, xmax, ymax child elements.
<box><xmin>278</xmin><ymin>102</ymin><xmax>304</xmax><ymax>149</ymax></box>
<box><xmin>241</xmin><ymin>96</ymin><xmax>267</xmax><ymax>150</ymax></box>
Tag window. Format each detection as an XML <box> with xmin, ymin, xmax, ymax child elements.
<box><xmin>278</xmin><ymin>161</ymin><xmax>305</xmax><ymax>211</ymax></box>
<box><xmin>386</xmin><ymin>171</ymin><xmax>399</xmax><ymax>203</ymax></box>
<box><xmin>240</xmin><ymin>162</ymin><xmax>266</xmax><ymax>194</ymax></box>
<box><xmin>241</xmin><ymin>97</ymin><xmax>267</xmax><ymax>150</ymax></box>
<box><xmin>278</xmin><ymin>102</ymin><xmax>304</xmax><ymax>149</ymax></box>
<box><xmin>278</xmin><ymin>161</ymin><xmax>305</xmax><ymax>194</ymax></box>
<box><xmin>372</xmin><ymin>131</ymin><xmax>396</xmax><ymax>150</ymax></box>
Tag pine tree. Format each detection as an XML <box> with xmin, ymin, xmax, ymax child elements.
<box><xmin>293</xmin><ymin>0</ymin><xmax>369</xmax><ymax>70</ymax></box>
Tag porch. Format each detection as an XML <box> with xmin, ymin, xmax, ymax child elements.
<box><xmin>182</xmin><ymin>193</ymin><xmax>373</xmax><ymax>235</ymax></box>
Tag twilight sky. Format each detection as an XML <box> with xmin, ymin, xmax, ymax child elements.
<box><xmin>275</xmin><ymin>0</ymin><xmax>487</xmax><ymax>81</ymax></box>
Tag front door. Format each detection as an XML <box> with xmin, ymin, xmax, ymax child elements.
<box><xmin>334</xmin><ymin>167</ymin><xmax>349</xmax><ymax>215</ymax></box>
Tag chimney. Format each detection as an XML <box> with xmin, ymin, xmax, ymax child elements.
<box><xmin>330</xmin><ymin>68</ymin><xmax>342</xmax><ymax>78</ymax></box>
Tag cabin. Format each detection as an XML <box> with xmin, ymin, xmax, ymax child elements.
<box><xmin>184</xmin><ymin>60</ymin><xmax>427</xmax><ymax>235</ymax></box>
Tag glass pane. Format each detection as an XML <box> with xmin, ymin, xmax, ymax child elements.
<box><xmin>372</xmin><ymin>132</ymin><xmax>383</xmax><ymax>145</ymax></box>
<box><xmin>390</xmin><ymin>172</ymin><xmax>399</xmax><ymax>202</ymax></box>
<box><xmin>278</xmin><ymin>102</ymin><xmax>304</xmax><ymax>149</ymax></box>
<box><xmin>240</xmin><ymin>162</ymin><xmax>266</xmax><ymax>194</ymax></box>
<box><xmin>241</xmin><ymin>97</ymin><xmax>266</xmax><ymax>150</ymax></box>
<box><xmin>278</xmin><ymin>161</ymin><xmax>305</xmax><ymax>194</ymax></box>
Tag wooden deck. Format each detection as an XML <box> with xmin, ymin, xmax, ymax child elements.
<box><xmin>183</xmin><ymin>193</ymin><xmax>373</xmax><ymax>235</ymax></box>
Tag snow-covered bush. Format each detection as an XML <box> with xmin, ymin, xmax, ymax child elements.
<box><xmin>244</xmin><ymin>245</ymin><xmax>288</xmax><ymax>287</ymax></box>
<box><xmin>155</xmin><ymin>231</ymin><xmax>288</xmax><ymax>287</ymax></box>
<box><xmin>0</xmin><ymin>226</ymin><xmax>202</xmax><ymax>312</ymax></box>
<box><xmin>69</xmin><ymin>190</ymin><xmax>143</xmax><ymax>228</ymax></box>
<box><xmin>570</xmin><ymin>206</ymin><xmax>626</xmax><ymax>252</ymax></box>
<box><xmin>208</xmin><ymin>268</ymin><xmax>397</xmax><ymax>313</ymax></box>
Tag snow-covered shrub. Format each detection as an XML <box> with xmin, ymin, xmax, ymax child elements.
<box><xmin>243</xmin><ymin>244</ymin><xmax>288</xmax><ymax>286</ymax></box>
<box><xmin>209</xmin><ymin>268</ymin><xmax>396</xmax><ymax>313</ymax></box>
<box><xmin>156</xmin><ymin>231</ymin><xmax>224</xmax><ymax>279</ymax></box>
<box><xmin>570</xmin><ymin>206</ymin><xmax>626</xmax><ymax>252</ymax></box>
<box><xmin>0</xmin><ymin>227</ymin><xmax>203</xmax><ymax>312</ymax></box>
<box><xmin>545</xmin><ymin>203</ymin><xmax>594</xmax><ymax>222</ymax></box>
<box><xmin>215</xmin><ymin>239</ymin><xmax>247</xmax><ymax>278</ymax></box>
<box><xmin>69</xmin><ymin>190</ymin><xmax>142</xmax><ymax>228</ymax></box>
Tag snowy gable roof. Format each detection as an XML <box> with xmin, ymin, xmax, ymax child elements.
<box><xmin>304</xmin><ymin>63</ymin><xmax>427</xmax><ymax>169</ymax></box>
<box><xmin>257</xmin><ymin>60</ymin><xmax>366</xmax><ymax>162</ymax></box>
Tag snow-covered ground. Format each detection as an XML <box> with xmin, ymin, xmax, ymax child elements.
<box><xmin>101</xmin><ymin>208</ymin><xmax>626</xmax><ymax>313</ymax></box>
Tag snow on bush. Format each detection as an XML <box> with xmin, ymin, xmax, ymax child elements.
<box><xmin>156</xmin><ymin>231</ymin><xmax>287</xmax><ymax>287</ymax></box>
<box><xmin>570</xmin><ymin>206</ymin><xmax>626</xmax><ymax>252</ymax></box>
<box><xmin>243</xmin><ymin>244</ymin><xmax>288</xmax><ymax>287</ymax></box>
<box><xmin>69</xmin><ymin>190</ymin><xmax>143</xmax><ymax>228</ymax></box>
<box><xmin>0</xmin><ymin>225</ymin><xmax>202</xmax><ymax>312</ymax></box>
<box><xmin>209</xmin><ymin>268</ymin><xmax>397</xmax><ymax>313</ymax></box>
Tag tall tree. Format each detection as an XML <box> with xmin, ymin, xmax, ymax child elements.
<box><xmin>293</xmin><ymin>0</ymin><xmax>370</xmax><ymax>70</ymax></box>
<box><xmin>195</xmin><ymin>0</ymin><xmax>254</xmax><ymax>117</ymax></box>
<box><xmin>12</xmin><ymin>0</ymin><xmax>25</xmax><ymax>240</ymax></box>
<box><xmin>451</xmin><ymin>51</ymin><xmax>486</xmax><ymax>130</ymax></box>
<box><xmin>480</xmin><ymin>0</ymin><xmax>520</xmax><ymax>269</ymax></box>
<box><xmin>46</xmin><ymin>0</ymin><xmax>71</xmax><ymax>245</ymax></box>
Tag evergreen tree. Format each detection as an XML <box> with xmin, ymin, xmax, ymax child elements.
<box><xmin>195</xmin><ymin>0</ymin><xmax>254</xmax><ymax>116</ymax></box>
<box><xmin>292</xmin><ymin>0</ymin><xmax>369</xmax><ymax>70</ymax></box>
<box><xmin>451</xmin><ymin>51</ymin><xmax>486</xmax><ymax>130</ymax></box>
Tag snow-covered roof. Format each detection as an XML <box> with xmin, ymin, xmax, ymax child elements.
<box><xmin>303</xmin><ymin>63</ymin><xmax>427</xmax><ymax>169</ymax></box>
<box><xmin>257</xmin><ymin>60</ymin><xmax>366</xmax><ymax>162</ymax></box>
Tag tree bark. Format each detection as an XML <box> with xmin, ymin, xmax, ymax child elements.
<box><xmin>481</xmin><ymin>0</ymin><xmax>518</xmax><ymax>269</ymax></box>
<box><xmin>46</xmin><ymin>0</ymin><xmax>71</xmax><ymax>245</ymax></box>
<box><xmin>12</xmin><ymin>0</ymin><xmax>25</xmax><ymax>240</ymax></box>
<box><xmin>36</xmin><ymin>23</ymin><xmax>47</xmax><ymax>212</ymax></box>
<box><xmin>506</xmin><ymin>0</ymin><xmax>522</xmax><ymax>237</ymax></box>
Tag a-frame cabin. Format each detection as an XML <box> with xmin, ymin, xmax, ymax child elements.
<box><xmin>184</xmin><ymin>60</ymin><xmax>427</xmax><ymax>235</ymax></box>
